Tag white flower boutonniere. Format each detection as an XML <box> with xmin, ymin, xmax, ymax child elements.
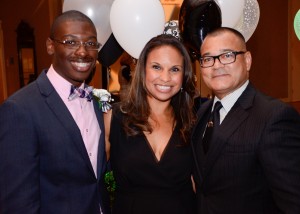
<box><xmin>93</xmin><ymin>89</ymin><xmax>113</xmax><ymax>113</ymax></box>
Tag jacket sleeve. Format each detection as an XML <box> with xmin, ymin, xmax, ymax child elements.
<box><xmin>0</xmin><ymin>100</ymin><xmax>40</xmax><ymax>214</ymax></box>
<box><xmin>259</xmin><ymin>103</ymin><xmax>300</xmax><ymax>213</ymax></box>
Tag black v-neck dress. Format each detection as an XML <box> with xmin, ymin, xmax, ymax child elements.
<box><xmin>109</xmin><ymin>108</ymin><xmax>196</xmax><ymax>214</ymax></box>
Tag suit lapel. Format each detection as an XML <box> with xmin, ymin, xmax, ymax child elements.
<box><xmin>36</xmin><ymin>70</ymin><xmax>95</xmax><ymax>176</ymax></box>
<box><xmin>203</xmin><ymin>105</ymin><xmax>249</xmax><ymax>177</ymax></box>
<box><xmin>93</xmin><ymin>99</ymin><xmax>106</xmax><ymax>181</ymax></box>
<box><xmin>203</xmin><ymin>84</ymin><xmax>256</xmax><ymax>179</ymax></box>
<box><xmin>191</xmin><ymin>100</ymin><xmax>213</xmax><ymax>182</ymax></box>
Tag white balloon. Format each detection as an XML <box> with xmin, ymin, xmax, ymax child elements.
<box><xmin>234</xmin><ymin>0</ymin><xmax>260</xmax><ymax>42</ymax></box>
<box><xmin>63</xmin><ymin>0</ymin><xmax>114</xmax><ymax>50</ymax></box>
<box><xmin>215</xmin><ymin>0</ymin><xmax>245</xmax><ymax>28</ymax></box>
<box><xmin>110</xmin><ymin>0</ymin><xmax>165</xmax><ymax>59</ymax></box>
<box><xmin>294</xmin><ymin>9</ymin><xmax>300</xmax><ymax>41</ymax></box>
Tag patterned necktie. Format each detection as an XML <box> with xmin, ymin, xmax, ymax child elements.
<box><xmin>68</xmin><ymin>85</ymin><xmax>93</xmax><ymax>102</ymax></box>
<box><xmin>202</xmin><ymin>101</ymin><xmax>223</xmax><ymax>154</ymax></box>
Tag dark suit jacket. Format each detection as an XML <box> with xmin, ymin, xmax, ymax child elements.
<box><xmin>191</xmin><ymin>83</ymin><xmax>300</xmax><ymax>214</ymax></box>
<box><xmin>0</xmin><ymin>70</ymin><xmax>110</xmax><ymax>214</ymax></box>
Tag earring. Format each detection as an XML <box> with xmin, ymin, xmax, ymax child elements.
<box><xmin>180</xmin><ymin>87</ymin><xmax>183</xmax><ymax>92</ymax></box>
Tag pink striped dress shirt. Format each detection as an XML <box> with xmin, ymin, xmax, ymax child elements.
<box><xmin>47</xmin><ymin>65</ymin><xmax>101</xmax><ymax>177</ymax></box>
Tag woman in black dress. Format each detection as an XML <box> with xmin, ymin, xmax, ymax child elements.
<box><xmin>104</xmin><ymin>34</ymin><xmax>196</xmax><ymax>214</ymax></box>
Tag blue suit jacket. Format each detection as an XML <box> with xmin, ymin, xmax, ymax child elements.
<box><xmin>191</xmin><ymin>83</ymin><xmax>300</xmax><ymax>214</ymax></box>
<box><xmin>0</xmin><ymin>70</ymin><xmax>110</xmax><ymax>214</ymax></box>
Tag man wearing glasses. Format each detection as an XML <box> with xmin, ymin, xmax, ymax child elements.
<box><xmin>0</xmin><ymin>10</ymin><xmax>110</xmax><ymax>214</ymax></box>
<box><xmin>191</xmin><ymin>27</ymin><xmax>300</xmax><ymax>214</ymax></box>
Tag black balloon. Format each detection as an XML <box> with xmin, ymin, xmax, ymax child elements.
<box><xmin>179</xmin><ymin>0</ymin><xmax>221</xmax><ymax>61</ymax></box>
<box><xmin>98</xmin><ymin>33</ymin><xmax>124</xmax><ymax>67</ymax></box>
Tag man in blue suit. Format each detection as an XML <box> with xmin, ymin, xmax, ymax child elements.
<box><xmin>0</xmin><ymin>10</ymin><xmax>110</xmax><ymax>214</ymax></box>
<box><xmin>192</xmin><ymin>27</ymin><xmax>300</xmax><ymax>213</ymax></box>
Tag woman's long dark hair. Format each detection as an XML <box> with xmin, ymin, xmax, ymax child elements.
<box><xmin>119</xmin><ymin>34</ymin><xmax>196</xmax><ymax>144</ymax></box>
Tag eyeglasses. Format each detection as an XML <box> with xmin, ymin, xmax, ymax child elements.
<box><xmin>199</xmin><ymin>51</ymin><xmax>246</xmax><ymax>68</ymax></box>
<box><xmin>50</xmin><ymin>38</ymin><xmax>101</xmax><ymax>51</ymax></box>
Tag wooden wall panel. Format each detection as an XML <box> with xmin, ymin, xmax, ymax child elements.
<box><xmin>247</xmin><ymin>0</ymin><xmax>288</xmax><ymax>99</ymax></box>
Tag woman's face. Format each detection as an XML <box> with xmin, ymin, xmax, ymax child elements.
<box><xmin>145</xmin><ymin>45</ymin><xmax>184</xmax><ymax>103</ymax></box>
